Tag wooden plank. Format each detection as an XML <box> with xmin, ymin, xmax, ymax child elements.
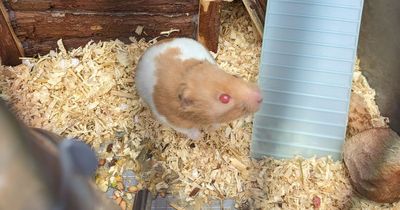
<box><xmin>0</xmin><ymin>2</ymin><xmax>23</xmax><ymax>66</ymax></box>
<box><xmin>242</xmin><ymin>0</ymin><xmax>265</xmax><ymax>37</ymax></box>
<box><xmin>22</xmin><ymin>37</ymin><xmax>118</xmax><ymax>56</ymax></box>
<box><xmin>198</xmin><ymin>0</ymin><xmax>221</xmax><ymax>53</ymax></box>
<box><xmin>11</xmin><ymin>11</ymin><xmax>197</xmax><ymax>56</ymax></box>
<box><xmin>12</xmin><ymin>11</ymin><xmax>196</xmax><ymax>40</ymax></box>
<box><xmin>7</xmin><ymin>0</ymin><xmax>198</xmax><ymax>13</ymax></box>
<box><xmin>4</xmin><ymin>0</ymin><xmax>201</xmax><ymax>56</ymax></box>
<box><xmin>255</xmin><ymin>0</ymin><xmax>267</xmax><ymax>24</ymax></box>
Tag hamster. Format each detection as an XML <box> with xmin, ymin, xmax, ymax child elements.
<box><xmin>135</xmin><ymin>38</ymin><xmax>262</xmax><ymax>139</ymax></box>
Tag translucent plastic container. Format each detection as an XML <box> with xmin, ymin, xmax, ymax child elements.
<box><xmin>251</xmin><ymin>0</ymin><xmax>365</xmax><ymax>160</ymax></box>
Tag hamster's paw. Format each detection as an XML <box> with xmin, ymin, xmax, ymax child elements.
<box><xmin>174</xmin><ymin>127</ymin><xmax>202</xmax><ymax>140</ymax></box>
<box><xmin>210</xmin><ymin>123</ymin><xmax>221</xmax><ymax>131</ymax></box>
<box><xmin>186</xmin><ymin>128</ymin><xmax>202</xmax><ymax>140</ymax></box>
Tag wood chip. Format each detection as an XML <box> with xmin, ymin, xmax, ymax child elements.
<box><xmin>120</xmin><ymin>200</ymin><xmax>127</xmax><ymax>210</ymax></box>
<box><xmin>169</xmin><ymin>202</ymin><xmax>186</xmax><ymax>210</ymax></box>
<box><xmin>160</xmin><ymin>28</ymin><xmax>180</xmax><ymax>37</ymax></box>
<box><xmin>135</xmin><ymin>26</ymin><xmax>144</xmax><ymax>35</ymax></box>
<box><xmin>116</xmin><ymin>182</ymin><xmax>124</xmax><ymax>191</ymax></box>
<box><xmin>128</xmin><ymin>186</ymin><xmax>138</xmax><ymax>193</ymax></box>
<box><xmin>189</xmin><ymin>187</ymin><xmax>200</xmax><ymax>197</ymax></box>
<box><xmin>114</xmin><ymin>197</ymin><xmax>122</xmax><ymax>205</ymax></box>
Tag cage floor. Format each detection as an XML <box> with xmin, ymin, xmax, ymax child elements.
<box><xmin>0</xmin><ymin>1</ymin><xmax>395</xmax><ymax>209</ymax></box>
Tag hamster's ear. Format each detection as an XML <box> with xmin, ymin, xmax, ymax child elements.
<box><xmin>178</xmin><ymin>83</ymin><xmax>194</xmax><ymax>108</ymax></box>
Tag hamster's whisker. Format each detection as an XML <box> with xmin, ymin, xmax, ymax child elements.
<box><xmin>240</xmin><ymin>103</ymin><xmax>248</xmax><ymax>113</ymax></box>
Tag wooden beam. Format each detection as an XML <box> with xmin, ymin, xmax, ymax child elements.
<box><xmin>0</xmin><ymin>2</ymin><xmax>24</xmax><ymax>66</ymax></box>
<box><xmin>255</xmin><ymin>0</ymin><xmax>267</xmax><ymax>24</ymax></box>
<box><xmin>7</xmin><ymin>0</ymin><xmax>198</xmax><ymax>13</ymax></box>
<box><xmin>198</xmin><ymin>0</ymin><xmax>221</xmax><ymax>53</ymax></box>
<box><xmin>11</xmin><ymin>11</ymin><xmax>197</xmax><ymax>56</ymax></box>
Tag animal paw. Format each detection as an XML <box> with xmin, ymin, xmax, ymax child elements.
<box><xmin>172</xmin><ymin>127</ymin><xmax>202</xmax><ymax>140</ymax></box>
<box><xmin>186</xmin><ymin>128</ymin><xmax>202</xmax><ymax>140</ymax></box>
<box><xmin>210</xmin><ymin>123</ymin><xmax>221</xmax><ymax>131</ymax></box>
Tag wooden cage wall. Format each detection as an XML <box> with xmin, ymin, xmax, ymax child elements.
<box><xmin>0</xmin><ymin>0</ymin><xmax>224</xmax><ymax>66</ymax></box>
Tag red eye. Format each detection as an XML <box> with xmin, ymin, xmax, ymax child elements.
<box><xmin>219</xmin><ymin>94</ymin><xmax>231</xmax><ymax>104</ymax></box>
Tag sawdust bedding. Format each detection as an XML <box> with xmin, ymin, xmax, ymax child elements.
<box><xmin>0</xmin><ymin>1</ymin><xmax>397</xmax><ymax>210</ymax></box>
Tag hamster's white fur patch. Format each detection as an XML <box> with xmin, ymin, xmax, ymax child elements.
<box><xmin>166</xmin><ymin>38</ymin><xmax>216</xmax><ymax>64</ymax></box>
<box><xmin>135</xmin><ymin>38</ymin><xmax>216</xmax><ymax>134</ymax></box>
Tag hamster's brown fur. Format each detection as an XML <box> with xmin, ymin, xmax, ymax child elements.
<box><xmin>153</xmin><ymin>47</ymin><xmax>261</xmax><ymax>129</ymax></box>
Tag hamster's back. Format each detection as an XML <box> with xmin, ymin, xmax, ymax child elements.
<box><xmin>135</xmin><ymin>38</ymin><xmax>216</xmax><ymax>106</ymax></box>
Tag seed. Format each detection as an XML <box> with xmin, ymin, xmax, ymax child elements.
<box><xmin>106</xmin><ymin>143</ymin><xmax>113</xmax><ymax>152</ymax></box>
<box><xmin>109</xmin><ymin>158</ymin><xmax>117</xmax><ymax>167</ymax></box>
<box><xmin>159</xmin><ymin>191</ymin><xmax>166</xmax><ymax>198</ymax></box>
<box><xmin>312</xmin><ymin>196</ymin><xmax>321</xmax><ymax>209</ymax></box>
<box><xmin>128</xmin><ymin>186</ymin><xmax>138</xmax><ymax>193</ymax></box>
<box><xmin>98</xmin><ymin>159</ymin><xmax>106</xmax><ymax>166</ymax></box>
<box><xmin>189</xmin><ymin>187</ymin><xmax>200</xmax><ymax>197</ymax></box>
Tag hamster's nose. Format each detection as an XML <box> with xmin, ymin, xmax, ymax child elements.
<box><xmin>251</xmin><ymin>89</ymin><xmax>263</xmax><ymax>104</ymax></box>
<box><xmin>256</xmin><ymin>93</ymin><xmax>263</xmax><ymax>104</ymax></box>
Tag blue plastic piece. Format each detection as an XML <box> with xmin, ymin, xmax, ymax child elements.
<box><xmin>251</xmin><ymin>0</ymin><xmax>364</xmax><ymax>160</ymax></box>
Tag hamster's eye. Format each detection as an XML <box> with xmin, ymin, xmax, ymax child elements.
<box><xmin>219</xmin><ymin>94</ymin><xmax>231</xmax><ymax>104</ymax></box>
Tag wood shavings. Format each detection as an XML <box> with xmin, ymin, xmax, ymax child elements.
<box><xmin>169</xmin><ymin>202</ymin><xmax>186</xmax><ymax>210</ymax></box>
<box><xmin>347</xmin><ymin>59</ymin><xmax>389</xmax><ymax>137</ymax></box>
<box><xmin>160</xmin><ymin>28</ymin><xmax>180</xmax><ymax>37</ymax></box>
<box><xmin>0</xmin><ymin>1</ymin><xmax>396</xmax><ymax>210</ymax></box>
<box><xmin>1</xmin><ymin>37</ymin><xmax>151</xmax><ymax>210</ymax></box>
<box><xmin>135</xmin><ymin>26</ymin><xmax>144</xmax><ymax>35</ymax></box>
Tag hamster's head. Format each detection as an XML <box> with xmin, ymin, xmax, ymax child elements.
<box><xmin>177</xmin><ymin>61</ymin><xmax>262</xmax><ymax>124</ymax></box>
